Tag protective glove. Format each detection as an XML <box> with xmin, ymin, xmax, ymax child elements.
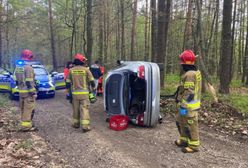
<box><xmin>179</xmin><ymin>107</ymin><xmax>188</xmax><ymax>116</ymax></box>
<box><xmin>89</xmin><ymin>92</ymin><xmax>97</xmax><ymax>103</ymax></box>
<box><xmin>29</xmin><ymin>92</ymin><xmax>37</xmax><ymax>99</ymax></box>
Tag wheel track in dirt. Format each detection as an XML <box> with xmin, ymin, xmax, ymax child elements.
<box><xmin>17</xmin><ymin>90</ymin><xmax>248</xmax><ymax>168</ymax></box>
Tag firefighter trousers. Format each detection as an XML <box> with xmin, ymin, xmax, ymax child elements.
<box><xmin>72</xmin><ymin>98</ymin><xmax>90</xmax><ymax>129</ymax></box>
<box><xmin>19</xmin><ymin>95</ymin><xmax>36</xmax><ymax>128</ymax></box>
<box><xmin>175</xmin><ymin>110</ymin><xmax>200</xmax><ymax>149</ymax></box>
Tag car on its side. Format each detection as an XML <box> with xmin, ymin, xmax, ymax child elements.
<box><xmin>104</xmin><ymin>61</ymin><xmax>161</xmax><ymax>127</ymax></box>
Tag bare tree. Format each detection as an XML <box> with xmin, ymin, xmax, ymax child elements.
<box><xmin>144</xmin><ymin>0</ymin><xmax>149</xmax><ymax>61</ymax></box>
<box><xmin>48</xmin><ymin>0</ymin><xmax>57</xmax><ymax>70</ymax></box>
<box><xmin>157</xmin><ymin>0</ymin><xmax>166</xmax><ymax>87</ymax></box>
<box><xmin>130</xmin><ymin>0</ymin><xmax>137</xmax><ymax>60</ymax></box>
<box><xmin>120</xmin><ymin>0</ymin><xmax>125</xmax><ymax>60</ymax></box>
<box><xmin>244</xmin><ymin>2</ymin><xmax>248</xmax><ymax>85</ymax></box>
<box><xmin>219</xmin><ymin>0</ymin><xmax>233</xmax><ymax>94</ymax></box>
<box><xmin>0</xmin><ymin>0</ymin><xmax>3</xmax><ymax>67</ymax></box>
<box><xmin>86</xmin><ymin>0</ymin><xmax>93</xmax><ymax>64</ymax></box>
<box><xmin>183</xmin><ymin>0</ymin><xmax>194</xmax><ymax>50</ymax></box>
<box><xmin>151</xmin><ymin>0</ymin><xmax>157</xmax><ymax>61</ymax></box>
<box><xmin>98</xmin><ymin>0</ymin><xmax>104</xmax><ymax>63</ymax></box>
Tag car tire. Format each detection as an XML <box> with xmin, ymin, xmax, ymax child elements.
<box><xmin>49</xmin><ymin>93</ymin><xmax>55</xmax><ymax>98</ymax></box>
<box><xmin>9</xmin><ymin>91</ymin><xmax>18</xmax><ymax>100</ymax></box>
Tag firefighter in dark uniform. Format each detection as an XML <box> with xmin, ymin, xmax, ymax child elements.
<box><xmin>15</xmin><ymin>49</ymin><xmax>37</xmax><ymax>131</ymax></box>
<box><xmin>66</xmin><ymin>54</ymin><xmax>96</xmax><ymax>132</ymax></box>
<box><xmin>175</xmin><ymin>50</ymin><xmax>202</xmax><ymax>153</ymax></box>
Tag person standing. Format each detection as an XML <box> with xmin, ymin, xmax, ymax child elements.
<box><xmin>90</xmin><ymin>60</ymin><xmax>102</xmax><ymax>96</ymax></box>
<box><xmin>66</xmin><ymin>53</ymin><xmax>96</xmax><ymax>132</ymax></box>
<box><xmin>15</xmin><ymin>49</ymin><xmax>37</xmax><ymax>131</ymax></box>
<box><xmin>64</xmin><ymin>61</ymin><xmax>73</xmax><ymax>80</ymax></box>
<box><xmin>175</xmin><ymin>50</ymin><xmax>202</xmax><ymax>153</ymax></box>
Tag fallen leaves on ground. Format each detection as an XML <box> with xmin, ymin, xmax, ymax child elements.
<box><xmin>0</xmin><ymin>104</ymin><xmax>67</xmax><ymax>168</ymax></box>
<box><xmin>160</xmin><ymin>98</ymin><xmax>248</xmax><ymax>140</ymax></box>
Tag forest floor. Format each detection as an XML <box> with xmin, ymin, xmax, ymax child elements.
<box><xmin>1</xmin><ymin>90</ymin><xmax>248</xmax><ymax>168</ymax></box>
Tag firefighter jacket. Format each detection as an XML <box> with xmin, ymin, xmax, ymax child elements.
<box><xmin>66</xmin><ymin>65</ymin><xmax>94</xmax><ymax>99</ymax></box>
<box><xmin>15</xmin><ymin>64</ymin><xmax>36</xmax><ymax>97</ymax></box>
<box><xmin>178</xmin><ymin>70</ymin><xmax>202</xmax><ymax>111</ymax></box>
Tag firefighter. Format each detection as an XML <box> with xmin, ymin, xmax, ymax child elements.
<box><xmin>15</xmin><ymin>49</ymin><xmax>37</xmax><ymax>132</ymax></box>
<box><xmin>66</xmin><ymin>53</ymin><xmax>96</xmax><ymax>132</ymax></box>
<box><xmin>175</xmin><ymin>50</ymin><xmax>202</xmax><ymax>153</ymax></box>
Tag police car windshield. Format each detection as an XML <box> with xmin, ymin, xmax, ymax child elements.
<box><xmin>33</xmin><ymin>67</ymin><xmax>48</xmax><ymax>76</ymax></box>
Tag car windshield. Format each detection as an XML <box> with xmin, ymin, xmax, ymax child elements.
<box><xmin>34</xmin><ymin>67</ymin><xmax>48</xmax><ymax>75</ymax></box>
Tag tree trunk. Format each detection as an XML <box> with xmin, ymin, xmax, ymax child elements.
<box><xmin>219</xmin><ymin>0</ymin><xmax>233</xmax><ymax>94</ymax></box>
<box><xmin>116</xmin><ymin>0</ymin><xmax>121</xmax><ymax>61</ymax></box>
<box><xmin>5</xmin><ymin>1</ymin><xmax>10</xmax><ymax>68</ymax></box>
<box><xmin>86</xmin><ymin>0</ymin><xmax>93</xmax><ymax>64</ymax></box>
<box><xmin>239</xmin><ymin>1</ymin><xmax>244</xmax><ymax>79</ymax></box>
<box><xmin>244</xmin><ymin>2</ymin><xmax>248</xmax><ymax>85</ymax></box>
<box><xmin>130</xmin><ymin>0</ymin><xmax>137</xmax><ymax>60</ymax></box>
<box><xmin>48</xmin><ymin>0</ymin><xmax>57</xmax><ymax>70</ymax></box>
<box><xmin>164</xmin><ymin>0</ymin><xmax>171</xmax><ymax>74</ymax></box>
<box><xmin>183</xmin><ymin>0</ymin><xmax>194</xmax><ymax>50</ymax></box>
<box><xmin>120</xmin><ymin>0</ymin><xmax>125</xmax><ymax>60</ymax></box>
<box><xmin>214</xmin><ymin>0</ymin><xmax>220</xmax><ymax>76</ymax></box>
<box><xmin>157</xmin><ymin>0</ymin><xmax>166</xmax><ymax>87</ymax></box>
<box><xmin>151</xmin><ymin>0</ymin><xmax>157</xmax><ymax>61</ymax></box>
<box><xmin>144</xmin><ymin>0</ymin><xmax>149</xmax><ymax>61</ymax></box>
<box><xmin>0</xmin><ymin>0</ymin><xmax>3</xmax><ymax>67</ymax></box>
<box><xmin>98</xmin><ymin>0</ymin><xmax>104</xmax><ymax>63</ymax></box>
<box><xmin>231</xmin><ymin>0</ymin><xmax>237</xmax><ymax>78</ymax></box>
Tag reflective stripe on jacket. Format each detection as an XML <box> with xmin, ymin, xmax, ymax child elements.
<box><xmin>66</xmin><ymin>66</ymin><xmax>94</xmax><ymax>99</ymax></box>
<box><xmin>15</xmin><ymin>64</ymin><xmax>36</xmax><ymax>97</ymax></box>
<box><xmin>178</xmin><ymin>70</ymin><xmax>202</xmax><ymax>111</ymax></box>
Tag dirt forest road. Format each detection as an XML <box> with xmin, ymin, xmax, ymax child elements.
<box><xmin>20</xmin><ymin>90</ymin><xmax>248</xmax><ymax>168</ymax></box>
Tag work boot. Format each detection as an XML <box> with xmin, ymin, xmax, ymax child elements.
<box><xmin>175</xmin><ymin>140</ymin><xmax>188</xmax><ymax>147</ymax></box>
<box><xmin>72</xmin><ymin>124</ymin><xmax>80</xmax><ymax>129</ymax></box>
<box><xmin>82</xmin><ymin>128</ymin><xmax>91</xmax><ymax>133</ymax></box>
<box><xmin>20</xmin><ymin>126</ymin><xmax>38</xmax><ymax>132</ymax></box>
<box><xmin>182</xmin><ymin>147</ymin><xmax>199</xmax><ymax>153</ymax></box>
<box><xmin>82</xmin><ymin>125</ymin><xmax>91</xmax><ymax>133</ymax></box>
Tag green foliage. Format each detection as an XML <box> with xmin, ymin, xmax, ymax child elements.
<box><xmin>162</xmin><ymin>74</ymin><xmax>180</xmax><ymax>95</ymax></box>
<box><xmin>220</xmin><ymin>94</ymin><xmax>248</xmax><ymax>114</ymax></box>
<box><xmin>230</xmin><ymin>80</ymin><xmax>242</xmax><ymax>88</ymax></box>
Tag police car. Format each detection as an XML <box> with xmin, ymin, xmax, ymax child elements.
<box><xmin>0</xmin><ymin>60</ymin><xmax>55</xmax><ymax>99</ymax></box>
<box><xmin>0</xmin><ymin>67</ymin><xmax>14</xmax><ymax>92</ymax></box>
<box><xmin>50</xmin><ymin>66</ymin><xmax>66</xmax><ymax>89</ymax></box>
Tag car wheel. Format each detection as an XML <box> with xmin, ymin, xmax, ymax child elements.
<box><xmin>9</xmin><ymin>91</ymin><xmax>18</xmax><ymax>100</ymax></box>
<box><xmin>49</xmin><ymin>93</ymin><xmax>55</xmax><ymax>98</ymax></box>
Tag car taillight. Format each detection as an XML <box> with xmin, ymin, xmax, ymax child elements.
<box><xmin>138</xmin><ymin>65</ymin><xmax>145</xmax><ymax>79</ymax></box>
<box><xmin>137</xmin><ymin>113</ymin><xmax>144</xmax><ymax>126</ymax></box>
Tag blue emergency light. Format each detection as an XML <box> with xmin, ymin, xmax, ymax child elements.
<box><xmin>16</xmin><ymin>60</ymin><xmax>24</xmax><ymax>65</ymax></box>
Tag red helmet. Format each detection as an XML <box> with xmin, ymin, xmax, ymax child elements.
<box><xmin>21</xmin><ymin>49</ymin><xmax>34</xmax><ymax>61</ymax></box>
<box><xmin>74</xmin><ymin>53</ymin><xmax>87</xmax><ymax>62</ymax></box>
<box><xmin>179</xmin><ymin>50</ymin><xmax>196</xmax><ymax>65</ymax></box>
